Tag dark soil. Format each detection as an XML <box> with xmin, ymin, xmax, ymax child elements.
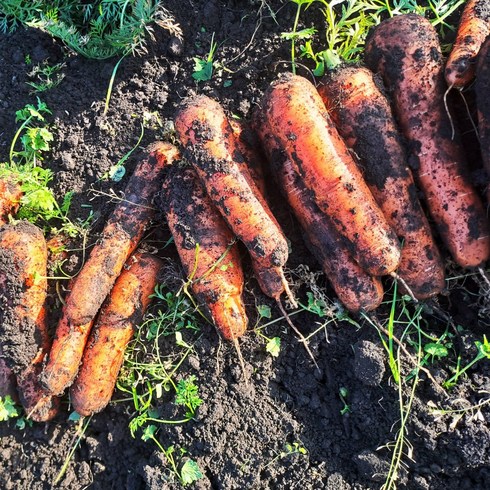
<box><xmin>1</xmin><ymin>2</ymin><xmax>490</xmax><ymax>489</ymax></box>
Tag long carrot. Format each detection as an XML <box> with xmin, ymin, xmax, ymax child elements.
<box><xmin>174</xmin><ymin>95</ymin><xmax>293</xmax><ymax>305</ymax></box>
<box><xmin>319</xmin><ymin>66</ymin><xmax>446</xmax><ymax>299</ymax></box>
<box><xmin>259</xmin><ymin>131</ymin><xmax>384</xmax><ymax>312</ymax></box>
<box><xmin>445</xmin><ymin>0</ymin><xmax>490</xmax><ymax>89</ymax></box>
<box><xmin>70</xmin><ymin>252</ymin><xmax>162</xmax><ymax>416</ymax></box>
<box><xmin>256</xmin><ymin>73</ymin><xmax>401</xmax><ymax>277</ymax></box>
<box><xmin>162</xmin><ymin>165</ymin><xmax>248</xmax><ymax>340</ymax></box>
<box><xmin>0</xmin><ymin>221</ymin><xmax>59</xmax><ymax>421</ymax></box>
<box><xmin>365</xmin><ymin>14</ymin><xmax>490</xmax><ymax>268</ymax></box>
<box><xmin>41</xmin><ymin>142</ymin><xmax>179</xmax><ymax>395</ymax></box>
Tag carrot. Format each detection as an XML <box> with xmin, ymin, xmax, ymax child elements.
<box><xmin>162</xmin><ymin>165</ymin><xmax>248</xmax><ymax>340</ymax></box>
<box><xmin>256</xmin><ymin>73</ymin><xmax>401</xmax><ymax>277</ymax></box>
<box><xmin>260</xmin><ymin>130</ymin><xmax>384</xmax><ymax>312</ymax></box>
<box><xmin>445</xmin><ymin>0</ymin><xmax>490</xmax><ymax>89</ymax></box>
<box><xmin>475</xmin><ymin>34</ymin><xmax>490</xmax><ymax>202</ymax></box>
<box><xmin>70</xmin><ymin>252</ymin><xmax>162</xmax><ymax>416</ymax></box>
<box><xmin>174</xmin><ymin>95</ymin><xmax>293</xmax><ymax>305</ymax></box>
<box><xmin>0</xmin><ymin>177</ymin><xmax>23</xmax><ymax>224</ymax></box>
<box><xmin>365</xmin><ymin>14</ymin><xmax>490</xmax><ymax>268</ymax></box>
<box><xmin>319</xmin><ymin>66</ymin><xmax>446</xmax><ymax>299</ymax></box>
<box><xmin>229</xmin><ymin>118</ymin><xmax>268</xmax><ymax>197</ymax></box>
<box><xmin>41</xmin><ymin>142</ymin><xmax>179</xmax><ymax>395</ymax></box>
<box><xmin>0</xmin><ymin>221</ymin><xmax>59</xmax><ymax>421</ymax></box>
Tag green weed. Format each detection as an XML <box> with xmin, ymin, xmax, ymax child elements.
<box><xmin>0</xmin><ymin>395</ymin><xmax>32</xmax><ymax>429</ymax></box>
<box><xmin>26</xmin><ymin>60</ymin><xmax>66</xmax><ymax>93</ymax></box>
<box><xmin>192</xmin><ymin>32</ymin><xmax>218</xmax><ymax>82</ymax></box>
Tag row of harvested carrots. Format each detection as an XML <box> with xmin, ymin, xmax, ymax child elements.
<box><xmin>1</xmin><ymin>10</ymin><xmax>490</xmax><ymax>421</ymax></box>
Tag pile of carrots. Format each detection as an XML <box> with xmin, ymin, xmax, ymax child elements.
<box><xmin>1</xmin><ymin>7</ymin><xmax>490</xmax><ymax>421</ymax></box>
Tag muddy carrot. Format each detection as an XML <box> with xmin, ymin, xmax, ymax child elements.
<box><xmin>256</xmin><ymin>73</ymin><xmax>401</xmax><ymax>277</ymax></box>
<box><xmin>70</xmin><ymin>252</ymin><xmax>162</xmax><ymax>416</ymax></box>
<box><xmin>445</xmin><ymin>0</ymin><xmax>490</xmax><ymax>89</ymax></box>
<box><xmin>319</xmin><ymin>66</ymin><xmax>445</xmax><ymax>299</ymax></box>
<box><xmin>0</xmin><ymin>177</ymin><xmax>23</xmax><ymax>224</ymax></box>
<box><xmin>260</xmin><ymin>131</ymin><xmax>384</xmax><ymax>312</ymax></box>
<box><xmin>0</xmin><ymin>221</ymin><xmax>59</xmax><ymax>421</ymax></box>
<box><xmin>174</xmin><ymin>95</ymin><xmax>293</xmax><ymax>305</ymax></box>
<box><xmin>365</xmin><ymin>14</ymin><xmax>490</xmax><ymax>268</ymax></box>
<box><xmin>162</xmin><ymin>165</ymin><xmax>248</xmax><ymax>340</ymax></box>
<box><xmin>41</xmin><ymin>142</ymin><xmax>179</xmax><ymax>395</ymax></box>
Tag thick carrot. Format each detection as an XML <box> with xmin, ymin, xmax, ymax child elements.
<box><xmin>475</xmin><ymin>34</ymin><xmax>490</xmax><ymax>202</ymax></box>
<box><xmin>41</xmin><ymin>142</ymin><xmax>179</xmax><ymax>395</ymax></box>
<box><xmin>70</xmin><ymin>252</ymin><xmax>162</xmax><ymax>416</ymax></box>
<box><xmin>174</xmin><ymin>95</ymin><xmax>292</xmax><ymax>304</ymax></box>
<box><xmin>0</xmin><ymin>177</ymin><xmax>23</xmax><ymax>224</ymax></box>
<box><xmin>445</xmin><ymin>0</ymin><xmax>490</xmax><ymax>89</ymax></box>
<box><xmin>365</xmin><ymin>14</ymin><xmax>490</xmax><ymax>268</ymax></box>
<box><xmin>256</xmin><ymin>73</ymin><xmax>401</xmax><ymax>277</ymax></box>
<box><xmin>0</xmin><ymin>221</ymin><xmax>59</xmax><ymax>421</ymax></box>
<box><xmin>162</xmin><ymin>165</ymin><xmax>248</xmax><ymax>340</ymax></box>
<box><xmin>319</xmin><ymin>66</ymin><xmax>445</xmax><ymax>299</ymax></box>
<box><xmin>260</xmin><ymin>130</ymin><xmax>384</xmax><ymax>312</ymax></box>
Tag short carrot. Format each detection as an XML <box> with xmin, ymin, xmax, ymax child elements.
<box><xmin>0</xmin><ymin>177</ymin><xmax>23</xmax><ymax>224</ymax></box>
<box><xmin>174</xmin><ymin>95</ymin><xmax>294</xmax><ymax>305</ymax></box>
<box><xmin>70</xmin><ymin>252</ymin><xmax>162</xmax><ymax>416</ymax></box>
<box><xmin>319</xmin><ymin>66</ymin><xmax>445</xmax><ymax>299</ymax></box>
<box><xmin>365</xmin><ymin>14</ymin><xmax>490</xmax><ymax>268</ymax></box>
<box><xmin>445</xmin><ymin>0</ymin><xmax>490</xmax><ymax>89</ymax></box>
<box><xmin>0</xmin><ymin>221</ymin><xmax>59</xmax><ymax>421</ymax></box>
<box><xmin>162</xmin><ymin>165</ymin><xmax>248</xmax><ymax>340</ymax></box>
<box><xmin>256</xmin><ymin>73</ymin><xmax>401</xmax><ymax>277</ymax></box>
<box><xmin>41</xmin><ymin>142</ymin><xmax>179</xmax><ymax>395</ymax></box>
<box><xmin>260</xmin><ymin>130</ymin><xmax>384</xmax><ymax>312</ymax></box>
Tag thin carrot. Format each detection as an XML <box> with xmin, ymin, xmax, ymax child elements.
<box><xmin>162</xmin><ymin>165</ymin><xmax>248</xmax><ymax>340</ymax></box>
<box><xmin>365</xmin><ymin>13</ymin><xmax>490</xmax><ymax>268</ymax></box>
<box><xmin>41</xmin><ymin>142</ymin><xmax>179</xmax><ymax>395</ymax></box>
<box><xmin>319</xmin><ymin>66</ymin><xmax>445</xmax><ymax>299</ymax></box>
<box><xmin>70</xmin><ymin>252</ymin><xmax>162</xmax><ymax>416</ymax></box>
<box><xmin>0</xmin><ymin>221</ymin><xmax>59</xmax><ymax>421</ymax></box>
<box><xmin>445</xmin><ymin>0</ymin><xmax>490</xmax><ymax>89</ymax></box>
<box><xmin>256</xmin><ymin>73</ymin><xmax>401</xmax><ymax>277</ymax></box>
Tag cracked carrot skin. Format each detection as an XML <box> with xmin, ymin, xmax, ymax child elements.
<box><xmin>260</xmin><ymin>130</ymin><xmax>384</xmax><ymax>312</ymax></box>
<box><xmin>256</xmin><ymin>73</ymin><xmax>401</xmax><ymax>277</ymax></box>
<box><xmin>319</xmin><ymin>66</ymin><xmax>445</xmax><ymax>299</ymax></box>
<box><xmin>162</xmin><ymin>165</ymin><xmax>248</xmax><ymax>340</ymax></box>
<box><xmin>365</xmin><ymin>14</ymin><xmax>490</xmax><ymax>268</ymax></box>
<box><xmin>175</xmin><ymin>95</ymin><xmax>290</xmax><ymax>301</ymax></box>
<box><xmin>445</xmin><ymin>0</ymin><xmax>490</xmax><ymax>89</ymax></box>
<box><xmin>0</xmin><ymin>222</ymin><xmax>59</xmax><ymax>421</ymax></box>
<box><xmin>41</xmin><ymin>142</ymin><xmax>179</xmax><ymax>396</ymax></box>
<box><xmin>70</xmin><ymin>252</ymin><xmax>162</xmax><ymax>416</ymax></box>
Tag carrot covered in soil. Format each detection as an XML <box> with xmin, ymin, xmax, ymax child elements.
<box><xmin>161</xmin><ymin>165</ymin><xmax>248</xmax><ymax>340</ymax></box>
<box><xmin>70</xmin><ymin>252</ymin><xmax>162</xmax><ymax>416</ymax></box>
<box><xmin>41</xmin><ymin>142</ymin><xmax>180</xmax><ymax>395</ymax></box>
<box><xmin>255</xmin><ymin>73</ymin><xmax>401</xmax><ymax>277</ymax></box>
<box><xmin>445</xmin><ymin>0</ymin><xmax>490</xmax><ymax>89</ymax></box>
<box><xmin>0</xmin><ymin>221</ymin><xmax>58</xmax><ymax>421</ymax></box>
<box><xmin>319</xmin><ymin>66</ymin><xmax>445</xmax><ymax>299</ymax></box>
<box><xmin>365</xmin><ymin>14</ymin><xmax>490</xmax><ymax>268</ymax></box>
<box><xmin>0</xmin><ymin>177</ymin><xmax>23</xmax><ymax>224</ymax></box>
<box><xmin>260</xmin><ymin>131</ymin><xmax>384</xmax><ymax>312</ymax></box>
<box><xmin>475</xmin><ymin>34</ymin><xmax>490</xmax><ymax>202</ymax></box>
<box><xmin>174</xmin><ymin>95</ymin><xmax>293</xmax><ymax>305</ymax></box>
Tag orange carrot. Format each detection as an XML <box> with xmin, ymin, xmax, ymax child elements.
<box><xmin>445</xmin><ymin>0</ymin><xmax>490</xmax><ymax>89</ymax></box>
<box><xmin>259</xmin><ymin>130</ymin><xmax>384</xmax><ymax>312</ymax></box>
<box><xmin>365</xmin><ymin>14</ymin><xmax>490</xmax><ymax>268</ymax></box>
<box><xmin>256</xmin><ymin>73</ymin><xmax>401</xmax><ymax>277</ymax></box>
<box><xmin>0</xmin><ymin>221</ymin><xmax>59</xmax><ymax>421</ymax></box>
<box><xmin>319</xmin><ymin>66</ymin><xmax>446</xmax><ymax>299</ymax></box>
<box><xmin>174</xmin><ymin>95</ymin><xmax>293</xmax><ymax>304</ymax></box>
<box><xmin>41</xmin><ymin>142</ymin><xmax>179</xmax><ymax>395</ymax></box>
<box><xmin>0</xmin><ymin>177</ymin><xmax>23</xmax><ymax>224</ymax></box>
<box><xmin>70</xmin><ymin>252</ymin><xmax>162</xmax><ymax>416</ymax></box>
<box><xmin>162</xmin><ymin>165</ymin><xmax>248</xmax><ymax>340</ymax></box>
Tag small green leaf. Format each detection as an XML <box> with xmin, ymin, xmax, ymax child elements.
<box><xmin>266</xmin><ymin>337</ymin><xmax>281</xmax><ymax>357</ymax></box>
<box><xmin>223</xmin><ymin>80</ymin><xmax>232</xmax><ymax>88</ymax></box>
<box><xmin>0</xmin><ymin>396</ymin><xmax>19</xmax><ymax>421</ymax></box>
<box><xmin>68</xmin><ymin>411</ymin><xmax>81</xmax><ymax>422</ymax></box>
<box><xmin>141</xmin><ymin>424</ymin><xmax>157</xmax><ymax>442</ymax></box>
<box><xmin>180</xmin><ymin>459</ymin><xmax>203</xmax><ymax>485</ymax></box>
<box><xmin>109</xmin><ymin>165</ymin><xmax>126</xmax><ymax>182</ymax></box>
<box><xmin>257</xmin><ymin>304</ymin><xmax>272</xmax><ymax>319</ymax></box>
<box><xmin>192</xmin><ymin>58</ymin><xmax>213</xmax><ymax>82</ymax></box>
<box><xmin>424</xmin><ymin>343</ymin><xmax>449</xmax><ymax>359</ymax></box>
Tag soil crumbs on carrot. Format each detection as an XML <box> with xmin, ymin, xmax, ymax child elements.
<box><xmin>0</xmin><ymin>2</ymin><xmax>490</xmax><ymax>490</ymax></box>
